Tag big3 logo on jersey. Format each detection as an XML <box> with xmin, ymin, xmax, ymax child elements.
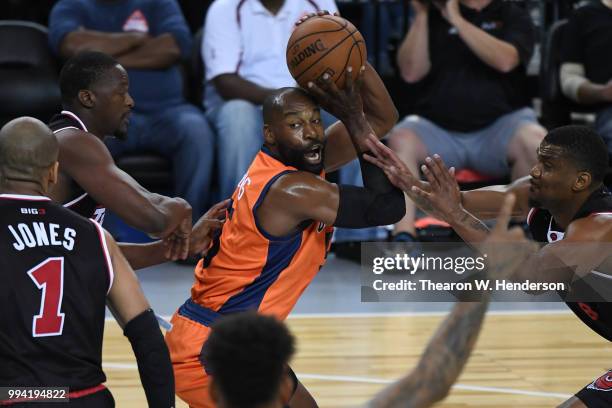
<box><xmin>588</xmin><ymin>370</ymin><xmax>612</xmax><ymax>391</ymax></box>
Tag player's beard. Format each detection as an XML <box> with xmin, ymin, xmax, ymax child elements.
<box><xmin>277</xmin><ymin>142</ymin><xmax>325</xmax><ymax>174</ymax></box>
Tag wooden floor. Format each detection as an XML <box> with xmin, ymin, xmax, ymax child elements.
<box><xmin>102</xmin><ymin>312</ymin><xmax>610</xmax><ymax>407</ymax></box>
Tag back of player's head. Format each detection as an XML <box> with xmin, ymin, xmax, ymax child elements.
<box><xmin>201</xmin><ymin>312</ymin><xmax>295</xmax><ymax>408</ymax></box>
<box><xmin>0</xmin><ymin>117</ymin><xmax>58</xmax><ymax>182</ymax></box>
<box><xmin>59</xmin><ymin>51</ymin><xmax>119</xmax><ymax>105</ymax></box>
<box><xmin>263</xmin><ymin>87</ymin><xmax>316</xmax><ymax>124</ymax></box>
<box><xmin>543</xmin><ymin>125</ymin><xmax>608</xmax><ymax>183</ymax></box>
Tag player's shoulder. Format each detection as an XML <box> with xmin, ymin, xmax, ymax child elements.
<box><xmin>267</xmin><ymin>171</ymin><xmax>330</xmax><ymax>203</ymax></box>
<box><xmin>567</xmin><ymin>214</ymin><xmax>612</xmax><ymax>242</ymax></box>
<box><xmin>272</xmin><ymin>170</ymin><xmax>327</xmax><ymax>190</ymax></box>
<box><xmin>56</xmin><ymin>128</ymin><xmax>111</xmax><ymax>161</ymax></box>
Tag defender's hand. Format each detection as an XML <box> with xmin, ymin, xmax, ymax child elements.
<box><xmin>410</xmin><ymin>154</ymin><xmax>463</xmax><ymax>222</ymax></box>
<box><xmin>189</xmin><ymin>199</ymin><xmax>230</xmax><ymax>257</ymax></box>
<box><xmin>163</xmin><ymin>215</ymin><xmax>191</xmax><ymax>261</ymax></box>
<box><xmin>362</xmin><ymin>134</ymin><xmax>441</xmax><ymax>216</ymax></box>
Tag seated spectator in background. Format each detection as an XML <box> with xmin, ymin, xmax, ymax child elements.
<box><xmin>48</xmin><ymin>0</ymin><xmax>215</xmax><ymax>221</ymax></box>
<box><xmin>203</xmin><ymin>0</ymin><xmax>387</xmax><ymax>250</ymax></box>
<box><xmin>388</xmin><ymin>0</ymin><xmax>546</xmax><ymax>244</ymax></box>
<box><xmin>560</xmin><ymin>0</ymin><xmax>612</xmax><ymax>153</ymax></box>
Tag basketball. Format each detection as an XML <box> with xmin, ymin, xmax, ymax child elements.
<box><xmin>286</xmin><ymin>15</ymin><xmax>367</xmax><ymax>89</ymax></box>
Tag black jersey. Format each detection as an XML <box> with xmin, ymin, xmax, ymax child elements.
<box><xmin>0</xmin><ymin>194</ymin><xmax>113</xmax><ymax>389</ymax></box>
<box><xmin>527</xmin><ymin>187</ymin><xmax>612</xmax><ymax>342</ymax></box>
<box><xmin>48</xmin><ymin>110</ymin><xmax>106</xmax><ymax>224</ymax></box>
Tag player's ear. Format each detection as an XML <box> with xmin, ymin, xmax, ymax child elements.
<box><xmin>78</xmin><ymin>90</ymin><xmax>96</xmax><ymax>109</ymax></box>
<box><xmin>573</xmin><ymin>171</ymin><xmax>592</xmax><ymax>192</ymax></box>
<box><xmin>48</xmin><ymin>161</ymin><xmax>59</xmax><ymax>185</ymax></box>
<box><xmin>264</xmin><ymin>124</ymin><xmax>275</xmax><ymax>145</ymax></box>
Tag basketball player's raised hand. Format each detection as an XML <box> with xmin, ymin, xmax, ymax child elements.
<box><xmin>409</xmin><ymin>154</ymin><xmax>464</xmax><ymax>222</ymax></box>
<box><xmin>362</xmin><ymin>134</ymin><xmax>439</xmax><ymax>215</ymax></box>
<box><xmin>189</xmin><ymin>199</ymin><xmax>230</xmax><ymax>257</ymax></box>
<box><xmin>305</xmin><ymin>64</ymin><xmax>365</xmax><ymax>126</ymax></box>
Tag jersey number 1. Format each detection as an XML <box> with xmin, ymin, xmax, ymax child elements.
<box><xmin>27</xmin><ymin>258</ymin><xmax>65</xmax><ymax>337</ymax></box>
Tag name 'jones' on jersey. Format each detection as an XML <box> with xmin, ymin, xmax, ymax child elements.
<box><xmin>8</xmin><ymin>220</ymin><xmax>76</xmax><ymax>252</ymax></box>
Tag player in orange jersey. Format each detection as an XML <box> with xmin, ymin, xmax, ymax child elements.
<box><xmin>166</xmin><ymin>58</ymin><xmax>404</xmax><ymax>407</ymax></box>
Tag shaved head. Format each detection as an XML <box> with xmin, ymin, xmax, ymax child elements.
<box><xmin>263</xmin><ymin>87</ymin><xmax>316</xmax><ymax>124</ymax></box>
<box><xmin>0</xmin><ymin>117</ymin><xmax>58</xmax><ymax>183</ymax></box>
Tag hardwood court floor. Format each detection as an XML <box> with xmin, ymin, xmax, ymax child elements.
<box><xmin>102</xmin><ymin>312</ymin><xmax>610</xmax><ymax>407</ymax></box>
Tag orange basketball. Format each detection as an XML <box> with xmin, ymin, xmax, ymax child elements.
<box><xmin>286</xmin><ymin>15</ymin><xmax>367</xmax><ymax>89</ymax></box>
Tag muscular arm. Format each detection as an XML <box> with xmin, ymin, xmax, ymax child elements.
<box><xmin>117</xmin><ymin>242</ymin><xmax>170</xmax><ymax>270</ymax></box>
<box><xmin>104</xmin><ymin>230</ymin><xmax>175</xmax><ymax>407</ymax></box>
<box><xmin>258</xmin><ymin>171</ymin><xmax>404</xmax><ymax>236</ymax></box>
<box><xmin>368</xmin><ymin>299</ymin><xmax>489</xmax><ymax>408</ymax></box>
<box><xmin>55</xmin><ymin>130</ymin><xmax>191</xmax><ymax>238</ymax></box>
<box><xmin>323</xmin><ymin>63</ymin><xmax>399</xmax><ymax>172</ymax></box>
<box><xmin>460</xmin><ymin>177</ymin><xmax>531</xmax><ymax>220</ymax></box>
<box><xmin>105</xmin><ymin>230</ymin><xmax>151</xmax><ymax>326</ymax></box>
<box><xmin>212</xmin><ymin>74</ymin><xmax>276</xmax><ymax>105</ymax></box>
<box><xmin>434</xmin><ymin>179</ymin><xmax>530</xmax><ymax>245</ymax></box>
<box><xmin>59</xmin><ymin>30</ymin><xmax>148</xmax><ymax>59</ymax></box>
<box><xmin>116</xmin><ymin>33</ymin><xmax>181</xmax><ymax>70</ymax></box>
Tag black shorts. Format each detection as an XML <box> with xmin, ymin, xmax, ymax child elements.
<box><xmin>6</xmin><ymin>388</ymin><xmax>114</xmax><ymax>407</ymax></box>
<box><xmin>575</xmin><ymin>370</ymin><xmax>612</xmax><ymax>408</ymax></box>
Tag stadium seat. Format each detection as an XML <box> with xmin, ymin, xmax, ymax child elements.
<box><xmin>0</xmin><ymin>21</ymin><xmax>61</xmax><ymax>127</ymax></box>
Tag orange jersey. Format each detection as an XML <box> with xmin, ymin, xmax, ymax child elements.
<box><xmin>190</xmin><ymin>147</ymin><xmax>333</xmax><ymax>321</ymax></box>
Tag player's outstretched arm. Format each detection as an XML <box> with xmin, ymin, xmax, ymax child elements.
<box><xmin>364</xmin><ymin>135</ymin><xmax>531</xmax><ymax>223</ymax></box>
<box><xmin>367</xmin><ymin>300</ymin><xmax>489</xmax><ymax>408</ymax></box>
<box><xmin>56</xmin><ymin>130</ymin><xmax>192</xmax><ymax>238</ymax></box>
<box><xmin>104</xmin><ymin>229</ymin><xmax>175</xmax><ymax>408</ymax></box>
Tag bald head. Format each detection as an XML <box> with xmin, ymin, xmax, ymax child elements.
<box><xmin>0</xmin><ymin>117</ymin><xmax>58</xmax><ymax>184</ymax></box>
<box><xmin>263</xmin><ymin>87</ymin><xmax>317</xmax><ymax>125</ymax></box>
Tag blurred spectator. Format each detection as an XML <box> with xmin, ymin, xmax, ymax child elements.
<box><xmin>388</xmin><ymin>0</ymin><xmax>546</xmax><ymax>243</ymax></box>
<box><xmin>560</xmin><ymin>0</ymin><xmax>612</xmax><ymax>153</ymax></box>
<box><xmin>48</xmin><ymin>0</ymin><xmax>214</xmax><ymax>221</ymax></box>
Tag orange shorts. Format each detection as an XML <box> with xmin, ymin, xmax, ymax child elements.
<box><xmin>165</xmin><ymin>311</ymin><xmax>214</xmax><ymax>408</ymax></box>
